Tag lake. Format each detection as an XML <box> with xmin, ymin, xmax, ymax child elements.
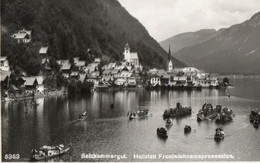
<box><xmin>1</xmin><ymin>76</ymin><xmax>260</xmax><ymax>161</ymax></box>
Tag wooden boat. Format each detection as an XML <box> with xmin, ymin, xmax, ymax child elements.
<box><xmin>128</xmin><ymin>109</ymin><xmax>149</xmax><ymax>120</ymax></box>
<box><xmin>165</xmin><ymin>119</ymin><xmax>173</xmax><ymax>126</ymax></box>
<box><xmin>157</xmin><ymin>127</ymin><xmax>168</xmax><ymax>139</ymax></box>
<box><xmin>250</xmin><ymin>110</ymin><xmax>260</xmax><ymax>123</ymax></box>
<box><xmin>214</xmin><ymin>128</ymin><xmax>224</xmax><ymax>141</ymax></box>
<box><xmin>129</xmin><ymin>112</ymin><xmax>136</xmax><ymax>120</ymax></box>
<box><xmin>95</xmin><ymin>84</ymin><xmax>109</xmax><ymax>90</ymax></box>
<box><xmin>215</xmin><ymin>107</ymin><xmax>234</xmax><ymax>123</ymax></box>
<box><xmin>197</xmin><ymin>103</ymin><xmax>217</xmax><ymax>121</ymax></box>
<box><xmin>30</xmin><ymin>144</ymin><xmax>69</xmax><ymax>161</ymax></box>
<box><xmin>163</xmin><ymin>103</ymin><xmax>192</xmax><ymax>119</ymax></box>
<box><xmin>184</xmin><ymin>125</ymin><xmax>191</xmax><ymax>133</ymax></box>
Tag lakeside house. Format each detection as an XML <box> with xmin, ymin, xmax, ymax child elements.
<box><xmin>1</xmin><ymin>71</ymin><xmax>11</xmax><ymax>89</ymax></box>
<box><xmin>22</xmin><ymin>77</ymin><xmax>37</xmax><ymax>93</ymax></box>
<box><xmin>79</xmin><ymin>73</ymin><xmax>87</xmax><ymax>83</ymax></box>
<box><xmin>12</xmin><ymin>29</ymin><xmax>32</xmax><ymax>43</ymax></box>
<box><xmin>83</xmin><ymin>63</ymin><xmax>99</xmax><ymax>74</ymax></box>
<box><xmin>0</xmin><ymin>56</ymin><xmax>10</xmax><ymax>72</ymax></box>
<box><xmin>21</xmin><ymin>76</ymin><xmax>45</xmax><ymax>94</ymax></box>
<box><xmin>150</xmin><ymin>74</ymin><xmax>161</xmax><ymax>86</ymax></box>
<box><xmin>70</xmin><ymin>71</ymin><xmax>80</xmax><ymax>80</ymax></box>
<box><xmin>85</xmin><ymin>73</ymin><xmax>100</xmax><ymax>86</ymax></box>
<box><xmin>73</xmin><ymin>57</ymin><xmax>86</xmax><ymax>70</ymax></box>
<box><xmin>57</xmin><ymin>60</ymin><xmax>72</xmax><ymax>78</ymax></box>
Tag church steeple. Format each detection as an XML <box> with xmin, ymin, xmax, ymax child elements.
<box><xmin>168</xmin><ymin>44</ymin><xmax>171</xmax><ymax>61</ymax></box>
<box><xmin>168</xmin><ymin>44</ymin><xmax>173</xmax><ymax>71</ymax></box>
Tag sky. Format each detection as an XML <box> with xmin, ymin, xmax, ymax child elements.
<box><xmin>118</xmin><ymin>0</ymin><xmax>260</xmax><ymax>42</ymax></box>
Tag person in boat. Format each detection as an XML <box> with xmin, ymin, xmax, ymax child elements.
<box><xmin>166</xmin><ymin>118</ymin><xmax>173</xmax><ymax>126</ymax></box>
<box><xmin>157</xmin><ymin>127</ymin><xmax>168</xmax><ymax>138</ymax></box>
<box><xmin>184</xmin><ymin>125</ymin><xmax>191</xmax><ymax>133</ymax></box>
<box><xmin>214</xmin><ymin>128</ymin><xmax>224</xmax><ymax>141</ymax></box>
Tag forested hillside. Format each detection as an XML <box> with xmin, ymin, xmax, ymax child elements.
<box><xmin>1</xmin><ymin>0</ymin><xmax>185</xmax><ymax>76</ymax></box>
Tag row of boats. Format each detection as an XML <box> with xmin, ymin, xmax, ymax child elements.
<box><xmin>157</xmin><ymin>125</ymin><xmax>224</xmax><ymax>141</ymax></box>
<box><xmin>155</xmin><ymin>102</ymin><xmax>260</xmax><ymax>142</ymax></box>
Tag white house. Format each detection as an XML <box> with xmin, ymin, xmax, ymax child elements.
<box><xmin>94</xmin><ymin>58</ymin><xmax>101</xmax><ymax>63</ymax></box>
<box><xmin>0</xmin><ymin>56</ymin><xmax>10</xmax><ymax>72</ymax></box>
<box><xmin>12</xmin><ymin>29</ymin><xmax>32</xmax><ymax>43</ymax></box>
<box><xmin>114</xmin><ymin>78</ymin><xmax>127</xmax><ymax>86</ymax></box>
<box><xmin>183</xmin><ymin>67</ymin><xmax>200</xmax><ymax>74</ymax></box>
<box><xmin>73</xmin><ymin>57</ymin><xmax>86</xmax><ymax>69</ymax></box>
<box><xmin>35</xmin><ymin>76</ymin><xmax>44</xmax><ymax>93</ymax></box>
<box><xmin>127</xmin><ymin>77</ymin><xmax>137</xmax><ymax>86</ymax></box>
<box><xmin>150</xmin><ymin>75</ymin><xmax>161</xmax><ymax>86</ymax></box>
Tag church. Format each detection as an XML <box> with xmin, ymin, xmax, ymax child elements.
<box><xmin>123</xmin><ymin>43</ymin><xmax>139</xmax><ymax>66</ymax></box>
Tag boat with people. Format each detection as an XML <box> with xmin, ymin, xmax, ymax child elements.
<box><xmin>215</xmin><ymin>107</ymin><xmax>234</xmax><ymax>123</ymax></box>
<box><xmin>94</xmin><ymin>83</ymin><xmax>110</xmax><ymax>91</ymax></box>
<box><xmin>78</xmin><ymin>111</ymin><xmax>87</xmax><ymax>121</ymax></box>
<box><xmin>214</xmin><ymin>128</ymin><xmax>224</xmax><ymax>141</ymax></box>
<box><xmin>184</xmin><ymin>125</ymin><xmax>191</xmax><ymax>133</ymax></box>
<box><xmin>30</xmin><ymin>144</ymin><xmax>69</xmax><ymax>161</ymax></box>
<box><xmin>250</xmin><ymin>110</ymin><xmax>260</xmax><ymax>123</ymax></box>
<box><xmin>165</xmin><ymin>118</ymin><xmax>173</xmax><ymax>126</ymax></box>
<box><xmin>163</xmin><ymin>102</ymin><xmax>192</xmax><ymax>119</ymax></box>
<box><xmin>157</xmin><ymin>127</ymin><xmax>168</xmax><ymax>139</ymax></box>
<box><xmin>128</xmin><ymin>109</ymin><xmax>149</xmax><ymax>120</ymax></box>
<box><xmin>250</xmin><ymin>111</ymin><xmax>260</xmax><ymax>128</ymax></box>
<box><xmin>197</xmin><ymin>103</ymin><xmax>218</xmax><ymax>121</ymax></box>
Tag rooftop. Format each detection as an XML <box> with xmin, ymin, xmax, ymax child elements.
<box><xmin>39</xmin><ymin>47</ymin><xmax>48</xmax><ymax>54</ymax></box>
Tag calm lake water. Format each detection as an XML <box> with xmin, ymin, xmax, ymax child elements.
<box><xmin>2</xmin><ymin>76</ymin><xmax>260</xmax><ymax>162</ymax></box>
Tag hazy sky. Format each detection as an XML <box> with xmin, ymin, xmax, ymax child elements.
<box><xmin>118</xmin><ymin>0</ymin><xmax>260</xmax><ymax>41</ymax></box>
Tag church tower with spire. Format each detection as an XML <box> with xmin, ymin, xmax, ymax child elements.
<box><xmin>168</xmin><ymin>45</ymin><xmax>173</xmax><ymax>71</ymax></box>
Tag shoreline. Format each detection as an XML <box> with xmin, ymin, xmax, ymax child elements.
<box><xmin>1</xmin><ymin>89</ymin><xmax>68</xmax><ymax>103</ymax></box>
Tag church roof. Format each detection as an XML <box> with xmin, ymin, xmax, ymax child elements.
<box><xmin>129</xmin><ymin>52</ymin><xmax>138</xmax><ymax>60</ymax></box>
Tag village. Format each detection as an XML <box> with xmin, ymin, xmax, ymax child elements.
<box><xmin>1</xmin><ymin>29</ymin><xmax>221</xmax><ymax>101</ymax></box>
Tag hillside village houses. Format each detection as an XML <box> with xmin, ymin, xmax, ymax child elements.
<box><xmin>2</xmin><ymin>27</ymin><xmax>221</xmax><ymax>101</ymax></box>
<box><xmin>12</xmin><ymin>29</ymin><xmax>32</xmax><ymax>44</ymax></box>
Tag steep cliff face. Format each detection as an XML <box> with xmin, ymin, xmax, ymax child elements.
<box><xmin>174</xmin><ymin>11</ymin><xmax>260</xmax><ymax>74</ymax></box>
<box><xmin>1</xmin><ymin>0</ymin><xmax>185</xmax><ymax>70</ymax></box>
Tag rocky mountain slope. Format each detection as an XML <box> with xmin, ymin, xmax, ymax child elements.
<box><xmin>160</xmin><ymin>29</ymin><xmax>222</xmax><ymax>53</ymax></box>
<box><xmin>174</xmin><ymin>11</ymin><xmax>260</xmax><ymax>74</ymax></box>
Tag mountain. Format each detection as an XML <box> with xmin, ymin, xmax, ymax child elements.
<box><xmin>1</xmin><ymin>0</ymin><xmax>185</xmax><ymax>74</ymax></box>
<box><xmin>174</xmin><ymin>11</ymin><xmax>260</xmax><ymax>74</ymax></box>
<box><xmin>160</xmin><ymin>29</ymin><xmax>224</xmax><ymax>53</ymax></box>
